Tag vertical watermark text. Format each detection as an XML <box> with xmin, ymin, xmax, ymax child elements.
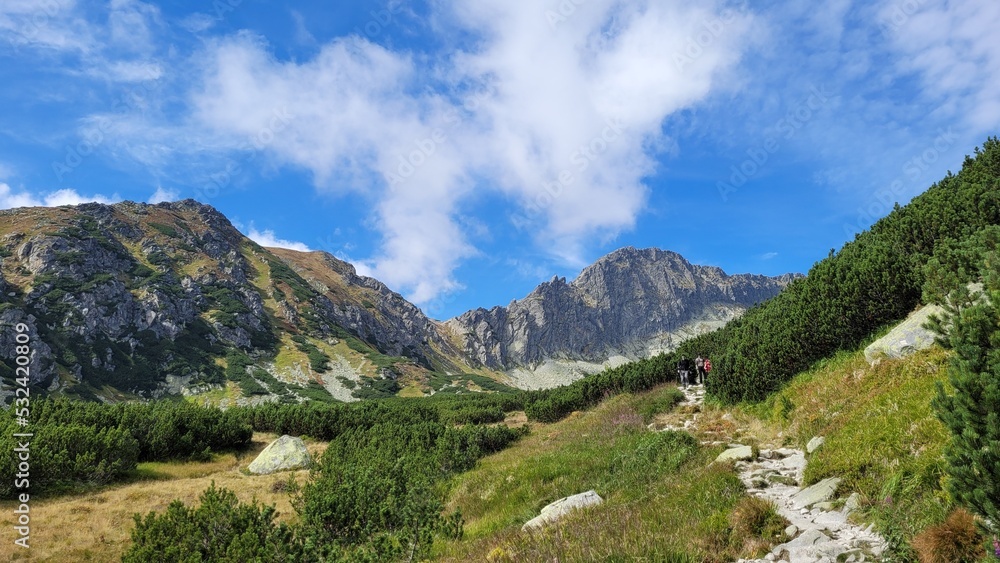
<box><xmin>10</xmin><ymin>322</ymin><xmax>33</xmax><ymax>550</ymax></box>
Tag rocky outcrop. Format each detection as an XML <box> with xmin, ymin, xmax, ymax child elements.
<box><xmin>448</xmin><ymin>247</ymin><xmax>798</xmax><ymax>370</ymax></box>
<box><xmin>269</xmin><ymin>249</ymin><xmax>462</xmax><ymax>370</ymax></box>
<box><xmin>0</xmin><ymin>200</ymin><xmax>470</xmax><ymax>398</ymax></box>
<box><xmin>0</xmin><ymin>201</ymin><xmax>279</xmax><ymax>392</ymax></box>
<box><xmin>0</xmin><ymin>202</ymin><xmax>797</xmax><ymax>400</ymax></box>
<box><xmin>522</xmin><ymin>490</ymin><xmax>604</xmax><ymax>531</ymax></box>
<box><xmin>863</xmin><ymin>304</ymin><xmax>943</xmax><ymax>364</ymax></box>
<box><xmin>247</xmin><ymin>435</ymin><xmax>311</xmax><ymax>474</ymax></box>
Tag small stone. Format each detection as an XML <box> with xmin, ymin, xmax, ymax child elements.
<box><xmin>785</xmin><ymin>524</ymin><xmax>798</xmax><ymax>537</ymax></box>
<box><xmin>814</xmin><ymin>501</ymin><xmax>835</xmax><ymax>511</ymax></box>
<box><xmin>785</xmin><ymin>528</ymin><xmax>831</xmax><ymax>547</ymax></box>
<box><xmin>715</xmin><ymin>445</ymin><xmax>754</xmax><ymax>463</ymax></box>
<box><xmin>767</xmin><ymin>474</ymin><xmax>798</xmax><ymax>486</ymax></box>
<box><xmin>806</xmin><ymin>436</ymin><xmax>826</xmax><ymax>454</ymax></box>
<box><xmin>790</xmin><ymin>477</ymin><xmax>841</xmax><ymax>509</ymax></box>
<box><xmin>843</xmin><ymin>492</ymin><xmax>861</xmax><ymax>514</ymax></box>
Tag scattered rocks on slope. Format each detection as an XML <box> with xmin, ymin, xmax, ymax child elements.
<box><xmin>522</xmin><ymin>490</ymin><xmax>604</xmax><ymax>531</ymax></box>
<box><xmin>669</xmin><ymin>389</ymin><xmax>886</xmax><ymax>563</ymax></box>
<box><xmin>247</xmin><ymin>435</ymin><xmax>311</xmax><ymax>475</ymax></box>
<box><xmin>737</xmin><ymin>452</ymin><xmax>885</xmax><ymax>562</ymax></box>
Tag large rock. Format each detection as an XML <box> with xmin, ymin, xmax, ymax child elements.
<box><xmin>248</xmin><ymin>435</ymin><xmax>311</xmax><ymax>475</ymax></box>
<box><xmin>522</xmin><ymin>490</ymin><xmax>603</xmax><ymax>531</ymax></box>
<box><xmin>864</xmin><ymin>304</ymin><xmax>943</xmax><ymax>364</ymax></box>
<box><xmin>790</xmin><ymin>477</ymin><xmax>841</xmax><ymax>509</ymax></box>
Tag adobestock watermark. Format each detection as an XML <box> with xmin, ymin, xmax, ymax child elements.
<box><xmin>353</xmin><ymin>2</ymin><xmax>405</xmax><ymax>41</ymax></box>
<box><xmin>718</xmin><ymin>85</ymin><xmax>833</xmax><ymax>202</ymax></box>
<box><xmin>673</xmin><ymin>1</ymin><xmax>748</xmax><ymax>72</ymax></box>
<box><xmin>9</xmin><ymin>321</ymin><xmax>34</xmax><ymax>549</ymax></box>
<box><xmin>51</xmin><ymin>78</ymin><xmax>161</xmax><ymax>183</ymax></box>
<box><xmin>197</xmin><ymin>0</ymin><xmax>245</xmax><ymax>26</ymax></box>
<box><xmin>3</xmin><ymin>0</ymin><xmax>71</xmax><ymax>54</ymax></box>
<box><xmin>382</xmin><ymin>85</ymin><xmax>494</xmax><ymax>187</ymax></box>
<box><xmin>545</xmin><ymin>0</ymin><xmax>588</xmax><ymax>29</ymax></box>
<box><xmin>878</xmin><ymin>0</ymin><xmax>928</xmax><ymax>39</ymax></box>
<box><xmin>843</xmin><ymin>127</ymin><xmax>957</xmax><ymax>237</ymax></box>
<box><xmin>511</xmin><ymin>117</ymin><xmax>624</xmax><ymax>229</ymax></box>
<box><xmin>193</xmin><ymin>106</ymin><xmax>295</xmax><ymax>201</ymax></box>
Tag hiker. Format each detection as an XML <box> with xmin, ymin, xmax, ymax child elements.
<box><xmin>677</xmin><ymin>356</ymin><xmax>692</xmax><ymax>388</ymax></box>
<box><xmin>703</xmin><ymin>358</ymin><xmax>712</xmax><ymax>383</ymax></box>
<box><xmin>695</xmin><ymin>355</ymin><xmax>705</xmax><ymax>385</ymax></box>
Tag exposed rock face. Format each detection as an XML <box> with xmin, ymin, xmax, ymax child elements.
<box><xmin>0</xmin><ymin>202</ymin><xmax>797</xmax><ymax>401</ymax></box>
<box><xmin>247</xmin><ymin>435</ymin><xmax>311</xmax><ymax>474</ymax></box>
<box><xmin>268</xmin><ymin>249</ymin><xmax>461</xmax><ymax>369</ymax></box>
<box><xmin>0</xmin><ymin>200</ymin><xmax>468</xmax><ymax>399</ymax></box>
<box><xmin>448</xmin><ymin>247</ymin><xmax>798</xmax><ymax>370</ymax></box>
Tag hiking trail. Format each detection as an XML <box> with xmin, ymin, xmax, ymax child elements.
<box><xmin>651</xmin><ymin>384</ymin><xmax>888</xmax><ymax>563</ymax></box>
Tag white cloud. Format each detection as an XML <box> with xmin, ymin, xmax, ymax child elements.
<box><xmin>761</xmin><ymin>252</ymin><xmax>778</xmax><ymax>260</ymax></box>
<box><xmin>108</xmin><ymin>0</ymin><xmax>161</xmax><ymax>54</ymax></box>
<box><xmin>0</xmin><ymin>183</ymin><xmax>118</xmax><ymax>209</ymax></box>
<box><xmin>880</xmin><ymin>0</ymin><xmax>1000</xmax><ymax>134</ymax></box>
<box><xmin>147</xmin><ymin>187</ymin><xmax>178</xmax><ymax>203</ymax></box>
<box><xmin>0</xmin><ymin>0</ymin><xmax>94</xmax><ymax>54</ymax></box>
<box><xmin>105</xmin><ymin>60</ymin><xmax>163</xmax><ymax>82</ymax></box>
<box><xmin>448</xmin><ymin>0</ymin><xmax>753</xmax><ymax>264</ymax></box>
<box><xmin>247</xmin><ymin>227</ymin><xmax>311</xmax><ymax>252</ymax></box>
<box><xmin>178</xmin><ymin>12</ymin><xmax>215</xmax><ymax>34</ymax></box>
<box><xmin>169</xmin><ymin>0</ymin><xmax>752</xmax><ymax>304</ymax></box>
<box><xmin>290</xmin><ymin>10</ymin><xmax>316</xmax><ymax>46</ymax></box>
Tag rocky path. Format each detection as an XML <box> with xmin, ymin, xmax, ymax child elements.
<box><xmin>658</xmin><ymin>385</ymin><xmax>887</xmax><ymax>563</ymax></box>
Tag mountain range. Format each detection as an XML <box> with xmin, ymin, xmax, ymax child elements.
<box><xmin>0</xmin><ymin>200</ymin><xmax>797</xmax><ymax>402</ymax></box>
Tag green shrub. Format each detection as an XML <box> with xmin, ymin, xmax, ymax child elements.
<box><xmin>932</xmin><ymin>251</ymin><xmax>1000</xmax><ymax>536</ymax></box>
<box><xmin>351</xmin><ymin>378</ymin><xmax>400</xmax><ymax>400</ymax></box>
<box><xmin>682</xmin><ymin>137</ymin><xmax>1000</xmax><ymax>403</ymax></box>
<box><xmin>125</xmin><ymin>483</ymin><xmax>305</xmax><ymax>562</ymax></box>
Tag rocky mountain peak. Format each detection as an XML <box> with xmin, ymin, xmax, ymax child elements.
<box><xmin>448</xmin><ymin>247</ymin><xmax>800</xmax><ymax>372</ymax></box>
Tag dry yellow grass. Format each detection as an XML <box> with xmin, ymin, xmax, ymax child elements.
<box><xmin>0</xmin><ymin>433</ymin><xmax>326</xmax><ymax>562</ymax></box>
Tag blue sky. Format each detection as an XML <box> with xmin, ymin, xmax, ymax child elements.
<box><xmin>1</xmin><ymin>0</ymin><xmax>998</xmax><ymax>319</ymax></box>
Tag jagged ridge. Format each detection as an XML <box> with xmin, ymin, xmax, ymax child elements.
<box><xmin>447</xmin><ymin>247</ymin><xmax>799</xmax><ymax>369</ymax></box>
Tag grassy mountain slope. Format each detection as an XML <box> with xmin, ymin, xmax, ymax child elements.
<box><xmin>685</xmin><ymin>137</ymin><xmax>1000</xmax><ymax>403</ymax></box>
<box><xmin>0</xmin><ymin>320</ymin><xmax>970</xmax><ymax>560</ymax></box>
<box><xmin>0</xmin><ymin>200</ymin><xmax>493</xmax><ymax>403</ymax></box>
<box><xmin>436</xmin><ymin>343</ymin><xmax>961</xmax><ymax>561</ymax></box>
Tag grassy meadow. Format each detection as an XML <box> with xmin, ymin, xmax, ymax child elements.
<box><xmin>0</xmin><ymin>344</ymin><xmax>980</xmax><ymax>561</ymax></box>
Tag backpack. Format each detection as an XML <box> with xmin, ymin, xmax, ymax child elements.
<box><xmin>704</xmin><ymin>359</ymin><xmax>712</xmax><ymax>372</ymax></box>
